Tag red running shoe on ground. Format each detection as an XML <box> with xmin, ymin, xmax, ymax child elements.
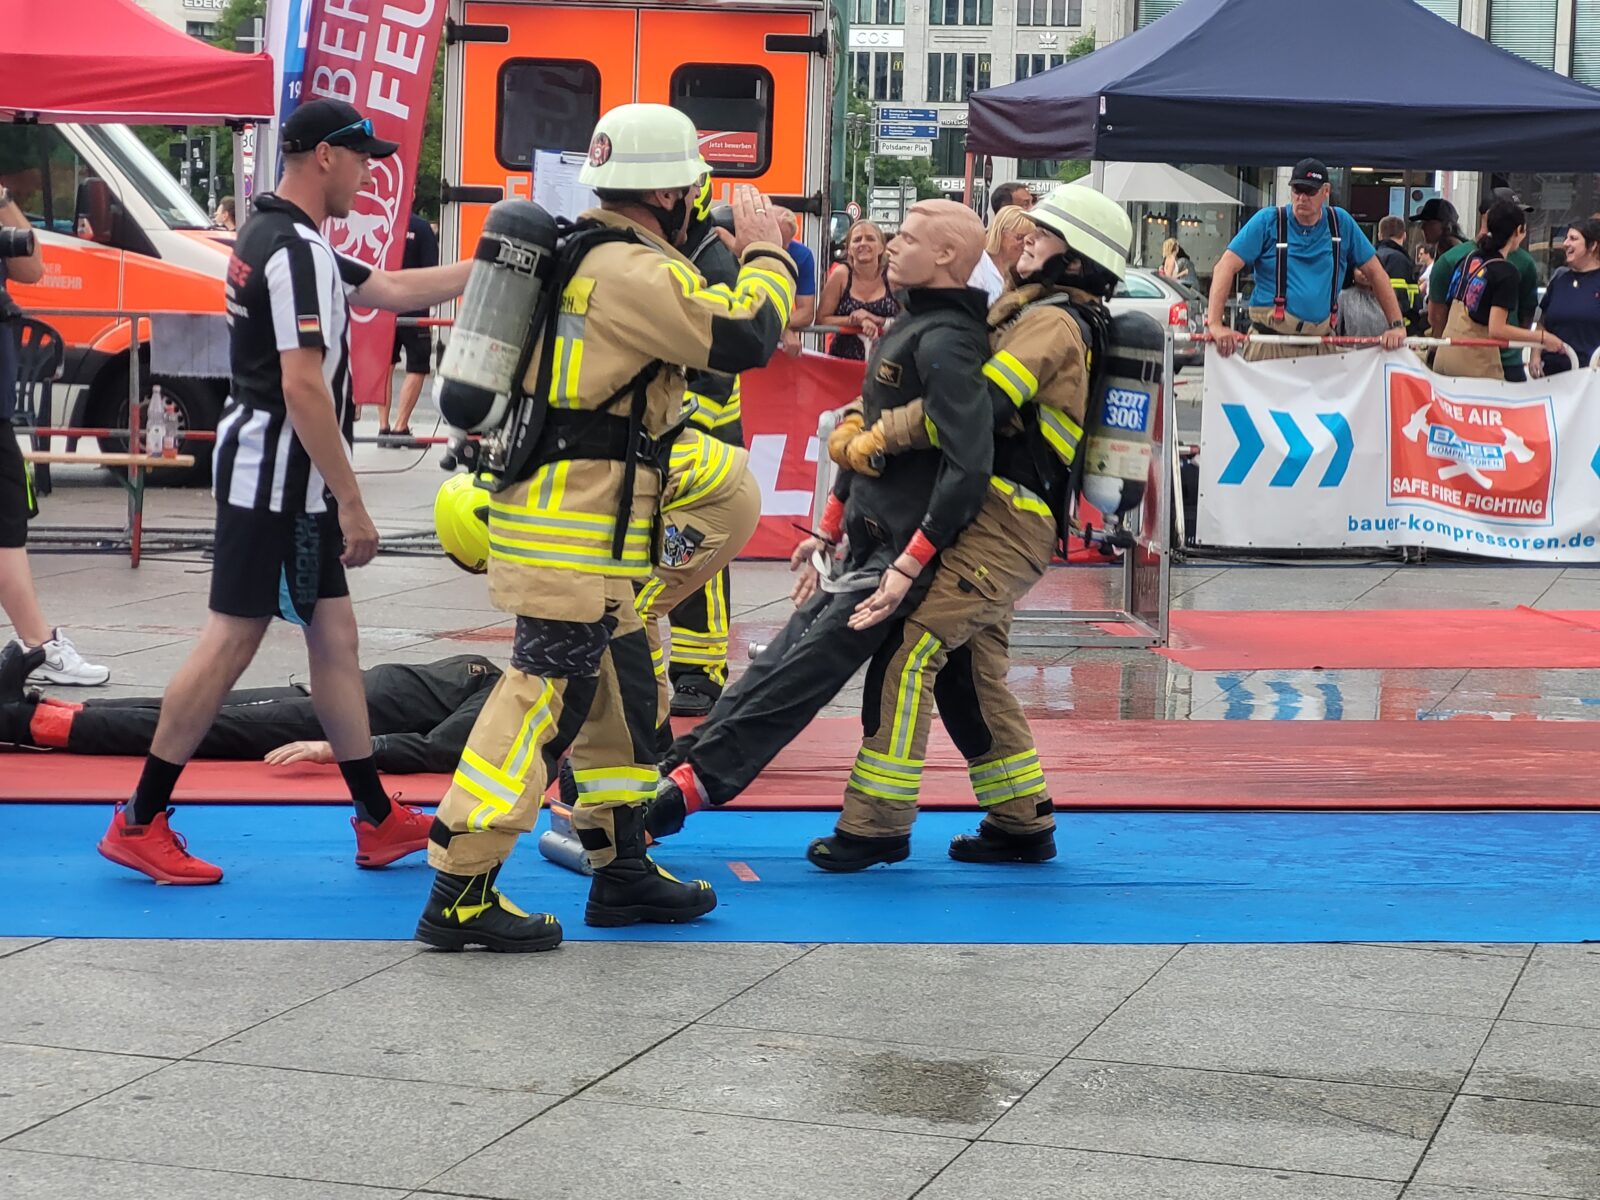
<box><xmin>353</xmin><ymin>803</ymin><xmax>432</xmax><ymax>868</ymax></box>
<box><xmin>97</xmin><ymin>807</ymin><xmax>223</xmax><ymax>885</ymax></box>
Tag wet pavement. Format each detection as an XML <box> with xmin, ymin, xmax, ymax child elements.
<box><xmin>4</xmin><ymin>410</ymin><xmax>1598</xmax><ymax>1199</ymax></box>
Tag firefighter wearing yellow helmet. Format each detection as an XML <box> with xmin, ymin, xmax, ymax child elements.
<box><xmin>814</xmin><ymin>183</ymin><xmax>1134</xmax><ymax>869</ymax></box>
<box><xmin>415</xmin><ymin>103</ymin><xmax>796</xmax><ymax>951</ymax></box>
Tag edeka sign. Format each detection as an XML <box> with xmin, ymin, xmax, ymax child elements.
<box><xmin>301</xmin><ymin>0</ymin><xmax>445</xmax><ymax>407</ymax></box>
<box><xmin>1198</xmin><ymin>349</ymin><xmax>1600</xmax><ymax>562</ymax></box>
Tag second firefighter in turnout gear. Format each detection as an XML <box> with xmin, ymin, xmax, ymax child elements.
<box><xmin>667</xmin><ymin>179</ymin><xmax>745</xmax><ymax>718</ymax></box>
<box><xmin>416</xmin><ymin>104</ymin><xmax>795</xmax><ymax>952</ymax></box>
<box><xmin>649</xmin><ymin>200</ymin><xmax>993</xmax><ymax>840</ymax></box>
<box><xmin>813</xmin><ymin>183</ymin><xmax>1135</xmax><ymax>871</ymax></box>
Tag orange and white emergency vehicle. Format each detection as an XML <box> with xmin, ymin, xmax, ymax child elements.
<box><xmin>438</xmin><ymin>0</ymin><xmax>837</xmax><ymax>264</ymax></box>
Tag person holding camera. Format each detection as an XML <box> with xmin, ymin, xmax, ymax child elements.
<box><xmin>0</xmin><ymin>185</ymin><xmax>111</xmax><ymax>691</ymax></box>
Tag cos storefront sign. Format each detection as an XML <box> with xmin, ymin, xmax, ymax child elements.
<box><xmin>849</xmin><ymin>29</ymin><xmax>905</xmax><ymax>48</ymax></box>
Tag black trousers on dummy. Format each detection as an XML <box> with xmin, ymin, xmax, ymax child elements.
<box><xmin>664</xmin><ymin>575</ymin><xmax>930</xmax><ymax>807</ymax></box>
<box><xmin>62</xmin><ymin>687</ymin><xmax>323</xmax><ymax>758</ymax></box>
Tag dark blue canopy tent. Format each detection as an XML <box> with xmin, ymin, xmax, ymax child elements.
<box><xmin>967</xmin><ymin>0</ymin><xmax>1600</xmax><ymax>171</ymax></box>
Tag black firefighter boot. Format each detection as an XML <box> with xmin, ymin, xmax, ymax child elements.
<box><xmin>806</xmin><ymin>828</ymin><xmax>911</xmax><ymax>873</ymax></box>
<box><xmin>585</xmin><ymin>803</ymin><xmax>718</xmax><ymax>927</ymax></box>
<box><xmin>948</xmin><ymin>821</ymin><xmax>1058</xmax><ymax>865</ymax></box>
<box><xmin>415</xmin><ymin>865</ymin><xmax>564</xmax><ymax>952</ymax></box>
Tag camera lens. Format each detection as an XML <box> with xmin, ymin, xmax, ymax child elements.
<box><xmin>0</xmin><ymin>227</ymin><xmax>36</xmax><ymax>259</ymax></box>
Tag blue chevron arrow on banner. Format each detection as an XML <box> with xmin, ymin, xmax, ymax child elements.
<box><xmin>1268</xmin><ymin>410</ymin><xmax>1312</xmax><ymax>487</ymax></box>
<box><xmin>1219</xmin><ymin>404</ymin><xmax>1264</xmax><ymax>485</ymax></box>
<box><xmin>1317</xmin><ymin>412</ymin><xmax>1353</xmax><ymax>488</ymax></box>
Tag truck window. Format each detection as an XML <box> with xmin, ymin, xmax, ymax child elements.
<box><xmin>671</xmin><ymin>64</ymin><xmax>773</xmax><ymax>178</ymax></box>
<box><xmin>497</xmin><ymin>59</ymin><xmax>602</xmax><ymax>169</ymax></box>
<box><xmin>0</xmin><ymin>125</ymin><xmax>154</xmax><ymax>255</ymax></box>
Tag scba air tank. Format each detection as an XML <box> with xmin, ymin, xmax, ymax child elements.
<box><xmin>436</xmin><ymin>200</ymin><xmax>559</xmax><ymax>434</ymax></box>
<box><xmin>1082</xmin><ymin>311</ymin><xmax>1164</xmax><ymax>518</ymax></box>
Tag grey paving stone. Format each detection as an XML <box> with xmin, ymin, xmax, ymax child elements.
<box><xmin>0</xmin><ymin>938</ymin><xmax>45</xmax><ymax>959</ymax></box>
<box><xmin>0</xmin><ymin>1045</ymin><xmax>170</xmax><ymax>1139</ymax></box>
<box><xmin>197</xmin><ymin>943</ymin><xmax>804</xmax><ymax>1092</ymax></box>
<box><xmin>5</xmin><ymin>1060</ymin><xmax>557</xmax><ymax>1190</ymax></box>
<box><xmin>431</xmin><ymin>1098</ymin><xmax>964</xmax><ymax>1200</ymax></box>
<box><xmin>914</xmin><ymin>1142</ymin><xmax>1403</xmax><ymax>1200</ymax></box>
<box><xmin>1347</xmin><ymin>943</ymin><xmax>1534</xmax><ymax>960</ymax></box>
<box><xmin>0</xmin><ymin>939</ymin><xmax>419</xmax><ymax>1057</ymax></box>
<box><xmin>585</xmin><ymin>1025</ymin><xmax>1054</xmax><ymax>1138</ymax></box>
<box><xmin>1465</xmin><ymin>1021</ymin><xmax>1600</xmax><ymax>1108</ymax></box>
<box><xmin>0</xmin><ymin>1149</ymin><xmax>408</xmax><ymax>1200</ymax></box>
<box><xmin>1413</xmin><ymin>1095</ymin><xmax>1600</xmax><ymax>1199</ymax></box>
<box><xmin>1146</xmin><ymin>944</ymin><xmax>1524</xmax><ymax>1019</ymax></box>
<box><xmin>1074</xmin><ymin>988</ymin><xmax>1491</xmax><ymax>1091</ymax></box>
<box><xmin>1503</xmin><ymin>946</ymin><xmax>1600</xmax><ymax>1031</ymax></box>
<box><xmin>986</xmin><ymin>1059</ymin><xmax>1449</xmax><ymax>1181</ymax></box>
<box><xmin>700</xmin><ymin>944</ymin><xmax>1174</xmax><ymax>1057</ymax></box>
<box><xmin>1400</xmin><ymin>1187</ymin><xmax>1578</xmax><ymax>1200</ymax></box>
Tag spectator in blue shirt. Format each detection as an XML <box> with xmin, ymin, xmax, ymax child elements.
<box><xmin>1207</xmin><ymin>159</ymin><xmax>1406</xmax><ymax>362</ymax></box>
<box><xmin>777</xmin><ymin>208</ymin><xmax>816</xmax><ymax>355</ymax></box>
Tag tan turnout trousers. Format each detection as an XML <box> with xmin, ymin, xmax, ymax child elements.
<box><xmin>1243</xmin><ymin>306</ymin><xmax>1335</xmax><ymax>362</ymax></box>
<box><xmin>840</xmin><ymin>481</ymin><xmax>1057</xmax><ymax>839</ymax></box>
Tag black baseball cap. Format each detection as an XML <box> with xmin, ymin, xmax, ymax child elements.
<box><xmin>280</xmin><ymin>99</ymin><xmax>398</xmax><ymax>158</ymax></box>
<box><xmin>1409</xmin><ymin>198</ymin><xmax>1459</xmax><ymax>224</ymax></box>
<box><xmin>1290</xmin><ymin>158</ymin><xmax>1330</xmax><ymax>189</ymax></box>
<box><xmin>1480</xmin><ymin>186</ymin><xmax>1533</xmax><ymax>214</ymax></box>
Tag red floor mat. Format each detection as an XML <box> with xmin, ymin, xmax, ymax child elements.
<box><xmin>4</xmin><ymin>720</ymin><xmax>1596</xmax><ymax>811</ymax></box>
<box><xmin>1161</xmin><ymin>607</ymin><xmax>1600</xmax><ymax>670</ymax></box>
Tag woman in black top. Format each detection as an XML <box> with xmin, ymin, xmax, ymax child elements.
<box><xmin>1531</xmin><ymin>218</ymin><xmax>1600</xmax><ymax>378</ymax></box>
<box><xmin>818</xmin><ymin>219</ymin><xmax>900</xmax><ymax>359</ymax></box>
<box><xmin>1433</xmin><ymin>200</ymin><xmax>1567</xmax><ymax>380</ymax></box>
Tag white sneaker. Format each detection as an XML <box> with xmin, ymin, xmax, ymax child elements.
<box><xmin>32</xmin><ymin>628</ymin><xmax>111</xmax><ymax>687</ymax></box>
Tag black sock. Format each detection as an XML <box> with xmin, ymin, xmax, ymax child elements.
<box><xmin>128</xmin><ymin>754</ymin><xmax>185</xmax><ymax>825</ymax></box>
<box><xmin>340</xmin><ymin>757</ymin><xmax>392</xmax><ymax>825</ymax></box>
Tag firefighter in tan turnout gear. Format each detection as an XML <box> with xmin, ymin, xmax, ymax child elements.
<box><xmin>415</xmin><ymin>104</ymin><xmax>795</xmax><ymax>952</ymax></box>
<box><xmin>816</xmin><ymin>183</ymin><xmax>1136</xmax><ymax>869</ymax></box>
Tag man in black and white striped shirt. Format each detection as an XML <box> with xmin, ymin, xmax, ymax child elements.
<box><xmin>97</xmin><ymin>99</ymin><xmax>471</xmax><ymax>885</ymax></box>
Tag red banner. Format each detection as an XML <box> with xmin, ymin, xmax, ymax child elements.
<box><xmin>736</xmin><ymin>350</ymin><xmax>1102</xmax><ymax>562</ymax></box>
<box><xmin>301</xmin><ymin>0</ymin><xmax>445</xmax><ymax>407</ymax></box>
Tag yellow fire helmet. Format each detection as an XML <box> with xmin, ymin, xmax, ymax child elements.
<box><xmin>434</xmin><ymin>473</ymin><xmax>490</xmax><ymax>575</ymax></box>
<box><xmin>579</xmin><ymin>103</ymin><xmax>711</xmax><ymax>191</ymax></box>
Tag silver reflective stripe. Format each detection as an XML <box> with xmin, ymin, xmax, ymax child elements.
<box><xmin>1036</xmin><ymin>199</ymin><xmax>1131</xmax><ymax>262</ymax></box>
<box><xmin>609</xmin><ymin>149</ymin><xmax>700</xmax><ymax>164</ymax></box>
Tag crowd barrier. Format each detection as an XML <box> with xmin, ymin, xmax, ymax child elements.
<box><xmin>1192</xmin><ymin>333</ymin><xmax>1600</xmax><ymax>564</ymax></box>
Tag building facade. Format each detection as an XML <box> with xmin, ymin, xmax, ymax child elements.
<box><xmin>846</xmin><ymin>0</ymin><xmax>1104</xmax><ymax>197</ymax></box>
<box><xmin>133</xmin><ymin>0</ymin><xmax>227</xmax><ymax>38</ymax></box>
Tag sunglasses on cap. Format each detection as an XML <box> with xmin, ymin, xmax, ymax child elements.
<box><xmin>324</xmin><ymin>118</ymin><xmax>375</xmax><ymax>148</ymax></box>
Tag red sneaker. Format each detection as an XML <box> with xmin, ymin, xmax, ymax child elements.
<box><xmin>97</xmin><ymin>807</ymin><xmax>223</xmax><ymax>885</ymax></box>
<box><xmin>353</xmin><ymin>803</ymin><xmax>433</xmax><ymax>868</ymax></box>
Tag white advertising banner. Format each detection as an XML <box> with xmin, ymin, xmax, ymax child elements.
<box><xmin>1199</xmin><ymin>348</ymin><xmax>1600</xmax><ymax>562</ymax></box>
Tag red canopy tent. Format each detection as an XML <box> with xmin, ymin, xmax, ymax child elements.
<box><xmin>0</xmin><ymin>0</ymin><xmax>274</xmax><ymax>124</ymax></box>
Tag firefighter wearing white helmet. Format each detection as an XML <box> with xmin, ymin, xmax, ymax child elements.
<box><xmin>818</xmin><ymin>183</ymin><xmax>1134</xmax><ymax>868</ymax></box>
<box><xmin>416</xmin><ymin>102</ymin><xmax>796</xmax><ymax>951</ymax></box>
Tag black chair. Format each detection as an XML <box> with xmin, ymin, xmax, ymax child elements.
<box><xmin>13</xmin><ymin>317</ymin><xmax>64</xmax><ymax>498</ymax></box>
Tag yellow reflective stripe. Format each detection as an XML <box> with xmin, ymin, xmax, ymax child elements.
<box><xmin>923</xmin><ymin>414</ymin><xmax>940</xmax><ymax>448</ymax></box>
<box><xmin>858</xmin><ymin>746</ymin><xmax>921</xmax><ymax>771</ymax></box>
<box><xmin>968</xmin><ymin>749</ymin><xmax>1042</xmax><ymax>782</ymax></box>
<box><xmin>969</xmin><ymin>750</ymin><xmax>1048</xmax><ymax>803</ymax></box>
<box><xmin>890</xmin><ymin>632</ymin><xmax>941</xmax><ymax>761</ymax></box>
<box><xmin>989</xmin><ymin>476</ymin><xmax>1053</xmax><ymax>519</ymax></box>
<box><xmin>636</xmin><ymin>576</ymin><xmax>668</xmax><ymax>619</ymax></box>
<box><xmin>571</xmin><ymin>764</ymin><xmax>657</xmax><ymax>806</ymax></box>
<box><xmin>501</xmin><ymin>679</ymin><xmax>556</xmax><ymax>782</ymax></box>
<box><xmin>666</xmin><ymin>435</ymin><xmax>737</xmax><ymax>511</ymax></box>
<box><xmin>454</xmin><ymin>748</ymin><xmax>522</xmax><ymax>832</ymax></box>
<box><xmin>488</xmin><ymin>541</ymin><xmax>653</xmax><ymax>575</ymax></box>
<box><xmin>983</xmin><ymin>350</ymin><xmax>1038</xmax><ymax>407</ymax></box>
<box><xmin>490</xmin><ymin>506</ymin><xmax>650</xmax><ymax>533</ymax></box>
<box><xmin>847</xmin><ymin>771</ymin><xmax>922</xmax><ymax>802</ymax></box>
<box><xmin>708</xmin><ymin>570</ymin><xmax>729</xmax><ymax>636</ymax></box>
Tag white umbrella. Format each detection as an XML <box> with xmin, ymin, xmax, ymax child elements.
<box><xmin>1074</xmin><ymin>162</ymin><xmax>1241</xmax><ymax>207</ymax></box>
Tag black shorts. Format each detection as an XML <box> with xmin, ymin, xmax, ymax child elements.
<box><xmin>392</xmin><ymin>324</ymin><xmax>431</xmax><ymax>375</ymax></box>
<box><xmin>209</xmin><ymin>503</ymin><xmax>349</xmax><ymax>625</ymax></box>
<box><xmin>0</xmin><ymin>423</ymin><xmax>32</xmax><ymax>549</ymax></box>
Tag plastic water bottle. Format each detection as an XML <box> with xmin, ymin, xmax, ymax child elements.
<box><xmin>144</xmin><ymin>387</ymin><xmax>167</xmax><ymax>458</ymax></box>
<box><xmin>161</xmin><ymin>398</ymin><xmax>179</xmax><ymax>459</ymax></box>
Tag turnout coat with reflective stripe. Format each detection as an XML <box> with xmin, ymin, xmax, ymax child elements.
<box><xmin>486</xmin><ymin>209</ymin><xmax>794</xmax><ymax>623</ymax></box>
<box><xmin>983</xmin><ymin>283</ymin><xmax>1093</xmax><ymax>475</ymax></box>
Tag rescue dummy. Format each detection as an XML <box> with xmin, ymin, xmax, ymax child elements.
<box><xmin>414</xmin><ymin>103</ymin><xmax>795</xmax><ymax>952</ymax></box>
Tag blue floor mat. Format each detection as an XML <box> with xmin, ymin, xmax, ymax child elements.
<box><xmin>4</xmin><ymin>805</ymin><xmax>1597</xmax><ymax>943</ymax></box>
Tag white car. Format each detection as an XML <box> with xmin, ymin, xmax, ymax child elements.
<box><xmin>1109</xmin><ymin>268</ymin><xmax>1205</xmax><ymax>371</ymax></box>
